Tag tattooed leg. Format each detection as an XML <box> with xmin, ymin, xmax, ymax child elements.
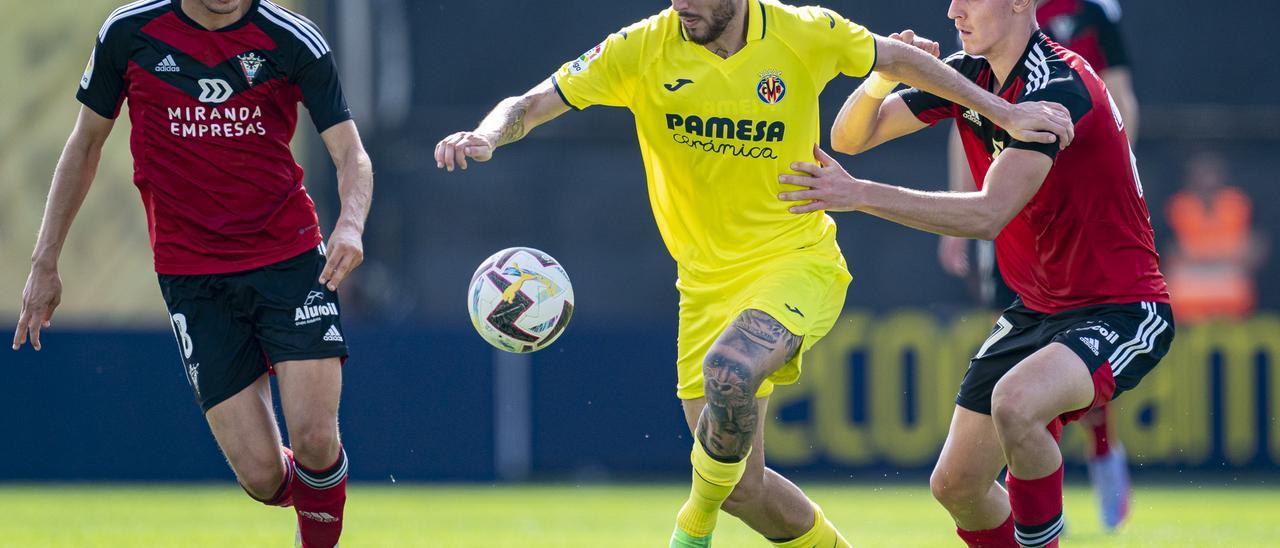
<box><xmin>672</xmin><ymin>310</ymin><xmax>822</xmax><ymax>544</ymax></box>
<box><xmin>697</xmin><ymin>309</ymin><xmax>802</xmax><ymax>460</ymax></box>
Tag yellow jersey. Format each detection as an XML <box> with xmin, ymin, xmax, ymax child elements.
<box><xmin>553</xmin><ymin>0</ymin><xmax>876</xmax><ymax>275</ymax></box>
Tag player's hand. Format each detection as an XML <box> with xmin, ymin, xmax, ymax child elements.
<box><xmin>1001</xmin><ymin>101</ymin><xmax>1075</xmax><ymax>149</ymax></box>
<box><xmin>938</xmin><ymin>236</ymin><xmax>970</xmax><ymax>277</ymax></box>
<box><xmin>889</xmin><ymin>29</ymin><xmax>940</xmax><ymax>58</ymax></box>
<box><xmin>434</xmin><ymin>131</ymin><xmax>494</xmax><ymax>172</ymax></box>
<box><xmin>778</xmin><ymin>145</ymin><xmax>866</xmax><ymax>214</ymax></box>
<box><xmin>319</xmin><ymin>223</ymin><xmax>363</xmax><ymax>292</ymax></box>
<box><xmin>13</xmin><ymin>264</ymin><xmax>62</xmax><ymax>351</ymax></box>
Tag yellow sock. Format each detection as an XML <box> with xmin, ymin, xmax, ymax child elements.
<box><xmin>675</xmin><ymin>440</ymin><xmax>749</xmax><ymax>537</ymax></box>
<box><xmin>772</xmin><ymin>503</ymin><xmax>851</xmax><ymax>548</ymax></box>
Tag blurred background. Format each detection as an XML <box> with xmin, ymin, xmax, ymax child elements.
<box><xmin>1</xmin><ymin>0</ymin><xmax>1278</xmax><ymax>544</ymax></box>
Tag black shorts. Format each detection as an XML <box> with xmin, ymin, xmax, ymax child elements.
<box><xmin>957</xmin><ymin>298</ymin><xmax>1175</xmax><ymax>423</ymax></box>
<box><xmin>159</xmin><ymin>248</ymin><xmax>348</xmax><ymax>412</ymax></box>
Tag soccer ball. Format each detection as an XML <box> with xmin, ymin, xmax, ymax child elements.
<box><xmin>467</xmin><ymin>247</ymin><xmax>575</xmax><ymax>353</ymax></box>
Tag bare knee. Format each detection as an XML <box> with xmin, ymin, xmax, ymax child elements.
<box><xmin>699</xmin><ymin>348</ymin><xmax>763</xmax><ymax>459</ymax></box>
<box><xmin>991</xmin><ymin>381</ymin><xmax>1042</xmax><ymax>440</ymax></box>
<box><xmin>290</xmin><ymin>422</ymin><xmax>340</xmax><ymax>468</ymax></box>
<box><xmin>930</xmin><ymin>463</ymin><xmax>994</xmax><ymax>511</ymax></box>
<box><xmin>702</xmin><ymin>348</ymin><xmax>764</xmax><ymax>401</ymax></box>
<box><xmin>235</xmin><ymin>452</ymin><xmax>286</xmax><ymax>499</ymax></box>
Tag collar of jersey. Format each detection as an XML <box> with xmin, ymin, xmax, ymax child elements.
<box><xmin>173</xmin><ymin>0</ymin><xmax>262</xmax><ymax>33</ymax></box>
<box><xmin>678</xmin><ymin>0</ymin><xmax>767</xmax><ymax>44</ymax></box>
<box><xmin>997</xmin><ymin>29</ymin><xmax>1048</xmax><ymax>95</ymax></box>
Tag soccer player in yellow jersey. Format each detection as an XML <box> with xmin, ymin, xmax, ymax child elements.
<box><xmin>435</xmin><ymin>1</ymin><xmax>1072</xmax><ymax>546</ymax></box>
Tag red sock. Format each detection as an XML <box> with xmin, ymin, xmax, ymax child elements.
<box><xmin>1007</xmin><ymin>464</ymin><xmax>1065</xmax><ymax>547</ymax></box>
<box><xmin>293</xmin><ymin>446</ymin><xmax>348</xmax><ymax>548</ymax></box>
<box><xmin>243</xmin><ymin>446</ymin><xmax>295</xmax><ymax>507</ymax></box>
<box><xmin>1090</xmin><ymin>408</ymin><xmax>1112</xmax><ymax>458</ymax></box>
<box><xmin>956</xmin><ymin>513</ymin><xmax>1018</xmax><ymax>547</ymax></box>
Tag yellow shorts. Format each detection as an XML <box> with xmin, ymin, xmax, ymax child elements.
<box><xmin>675</xmin><ymin>244</ymin><xmax>851</xmax><ymax>400</ymax></box>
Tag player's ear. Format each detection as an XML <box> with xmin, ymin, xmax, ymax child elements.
<box><xmin>1012</xmin><ymin>0</ymin><xmax>1036</xmax><ymax>14</ymax></box>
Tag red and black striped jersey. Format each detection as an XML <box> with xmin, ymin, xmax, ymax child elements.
<box><xmin>897</xmin><ymin>31</ymin><xmax>1168</xmax><ymax>314</ymax></box>
<box><xmin>1036</xmin><ymin>0</ymin><xmax>1129</xmax><ymax>72</ymax></box>
<box><xmin>78</xmin><ymin>0</ymin><xmax>351</xmax><ymax>275</ymax></box>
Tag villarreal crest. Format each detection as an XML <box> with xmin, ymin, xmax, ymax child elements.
<box><xmin>757</xmin><ymin>70</ymin><xmax>786</xmax><ymax>104</ymax></box>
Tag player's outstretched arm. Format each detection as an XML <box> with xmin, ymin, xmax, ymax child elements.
<box><xmin>872</xmin><ymin>35</ymin><xmax>1074</xmax><ymax>148</ymax></box>
<box><xmin>317</xmin><ymin>120</ymin><xmax>373</xmax><ymax>291</ymax></box>
<box><xmin>779</xmin><ymin>145</ymin><xmax>1052</xmax><ymax>240</ymax></box>
<box><xmin>13</xmin><ymin>106</ymin><xmax>115</xmax><ymax>352</ymax></box>
<box><xmin>434</xmin><ymin>78</ymin><xmax>571</xmax><ymax>172</ymax></box>
<box><xmin>831</xmin><ymin>31</ymin><xmax>933</xmax><ymax>155</ymax></box>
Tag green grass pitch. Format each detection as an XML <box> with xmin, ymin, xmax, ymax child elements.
<box><xmin>2</xmin><ymin>483</ymin><xmax>1277</xmax><ymax>546</ymax></box>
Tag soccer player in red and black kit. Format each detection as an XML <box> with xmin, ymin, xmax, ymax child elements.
<box><xmin>778</xmin><ymin>0</ymin><xmax>1172</xmax><ymax>546</ymax></box>
<box><xmin>1037</xmin><ymin>0</ymin><xmax>1136</xmax><ymax>137</ymax></box>
<box><xmin>939</xmin><ymin>0</ymin><xmax>1142</xmax><ymax>532</ymax></box>
<box><xmin>11</xmin><ymin>1</ymin><xmax>371</xmax><ymax>546</ymax></box>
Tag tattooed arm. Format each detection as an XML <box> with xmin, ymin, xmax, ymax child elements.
<box><xmin>434</xmin><ymin>78</ymin><xmax>571</xmax><ymax>172</ymax></box>
<box><xmin>697</xmin><ymin>309</ymin><xmax>803</xmax><ymax>459</ymax></box>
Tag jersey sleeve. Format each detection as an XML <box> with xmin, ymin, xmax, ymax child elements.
<box><xmin>552</xmin><ymin>27</ymin><xmax>646</xmax><ymax>110</ymax></box>
<box><xmin>295</xmin><ymin>51</ymin><xmax>353</xmax><ymax>133</ymax></box>
<box><xmin>826</xmin><ymin>9</ymin><xmax>877</xmax><ymax>78</ymax></box>
<box><xmin>1087</xmin><ymin>0</ymin><xmax>1131</xmax><ymax>69</ymax></box>
<box><xmin>1006</xmin><ymin>70</ymin><xmax>1094</xmax><ymax>159</ymax></box>
<box><xmin>76</xmin><ymin>26</ymin><xmax>131</xmax><ymax>119</ymax></box>
<box><xmin>895</xmin><ymin>53</ymin><xmax>970</xmax><ymax>125</ymax></box>
<box><xmin>795</xmin><ymin>7</ymin><xmax>877</xmax><ymax>80</ymax></box>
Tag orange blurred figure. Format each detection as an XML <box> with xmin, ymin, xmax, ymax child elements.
<box><xmin>1165</xmin><ymin>152</ymin><xmax>1267</xmax><ymax>323</ymax></box>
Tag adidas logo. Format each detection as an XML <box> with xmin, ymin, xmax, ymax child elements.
<box><xmin>323</xmin><ymin>325</ymin><xmax>344</xmax><ymax>343</ymax></box>
<box><xmin>155</xmin><ymin>54</ymin><xmax>180</xmax><ymax>73</ymax></box>
<box><xmin>187</xmin><ymin>362</ymin><xmax>201</xmax><ymax>397</ymax></box>
<box><xmin>298</xmin><ymin>510</ymin><xmax>340</xmax><ymax>523</ymax></box>
<box><xmin>963</xmin><ymin>108</ymin><xmax>982</xmax><ymax>126</ymax></box>
<box><xmin>1079</xmin><ymin>336</ymin><xmax>1100</xmax><ymax>356</ymax></box>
